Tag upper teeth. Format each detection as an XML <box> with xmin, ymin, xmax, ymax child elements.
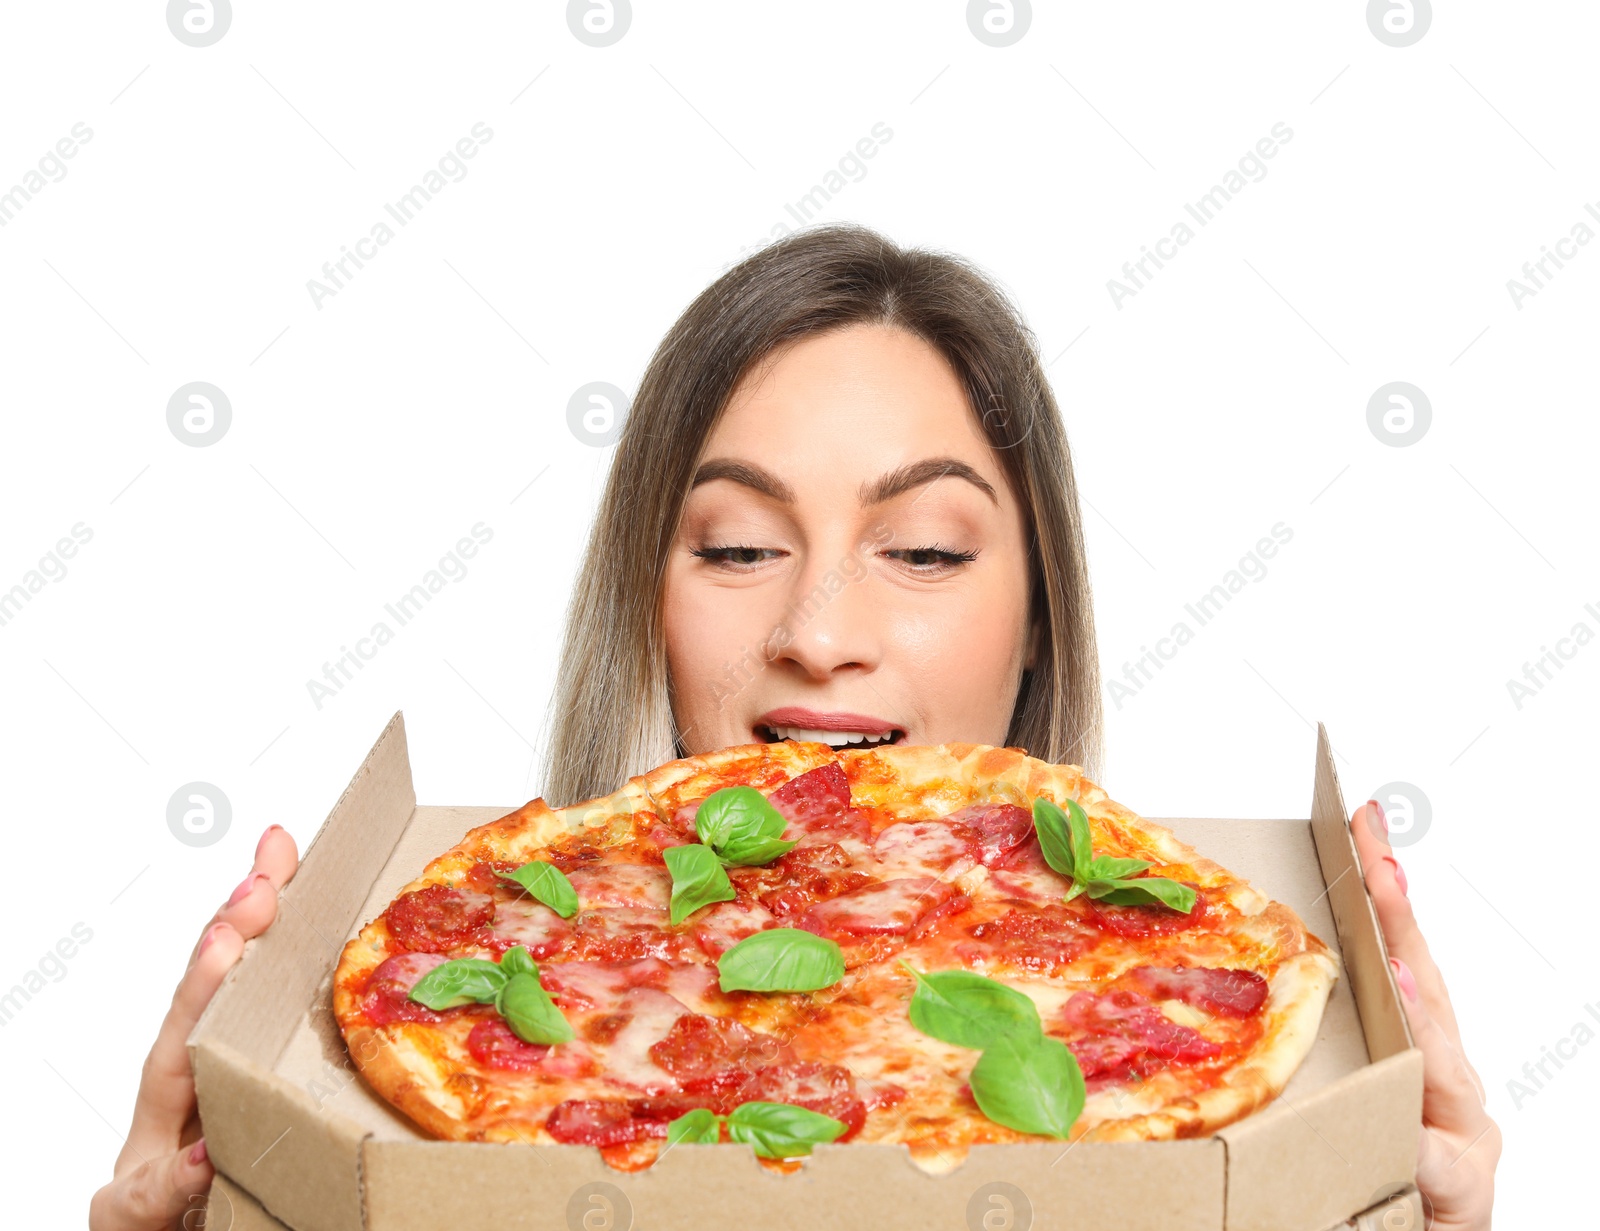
<box><xmin>766</xmin><ymin>725</ymin><xmax>895</xmax><ymax>747</ymax></box>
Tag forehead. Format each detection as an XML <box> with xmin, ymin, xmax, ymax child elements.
<box><xmin>700</xmin><ymin>323</ymin><xmax>1006</xmax><ymax>500</ymax></box>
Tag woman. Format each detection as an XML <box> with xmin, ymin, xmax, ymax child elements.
<box><xmin>91</xmin><ymin>225</ymin><xmax>1499</xmax><ymax>1229</ymax></box>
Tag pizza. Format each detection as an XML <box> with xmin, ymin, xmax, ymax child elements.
<box><xmin>332</xmin><ymin>739</ymin><xmax>1337</xmax><ymax>1172</ymax></box>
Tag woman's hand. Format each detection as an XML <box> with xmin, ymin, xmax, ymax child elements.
<box><xmin>1351</xmin><ymin>799</ymin><xmax>1500</xmax><ymax>1230</ymax></box>
<box><xmin>89</xmin><ymin>825</ymin><xmax>299</xmax><ymax>1231</ymax></box>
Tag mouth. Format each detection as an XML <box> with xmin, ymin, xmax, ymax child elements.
<box><xmin>755</xmin><ymin>723</ymin><xmax>906</xmax><ymax>749</ymax></box>
<box><xmin>752</xmin><ymin>706</ymin><xmax>907</xmax><ymax>749</ymax></box>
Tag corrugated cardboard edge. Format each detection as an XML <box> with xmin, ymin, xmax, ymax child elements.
<box><xmin>191</xmin><ymin>711</ymin><xmax>419</xmax><ymax>1231</ymax></box>
<box><xmin>209</xmin><ymin>1172</ymin><xmax>291</xmax><ymax>1231</ymax></box>
<box><xmin>1218</xmin><ymin>724</ymin><xmax>1424</xmax><ymax>1231</ymax></box>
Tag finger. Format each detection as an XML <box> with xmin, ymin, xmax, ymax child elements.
<box><xmin>1390</xmin><ymin>958</ymin><xmax>1488</xmax><ymax>1137</ymax></box>
<box><xmin>187</xmin><ymin>826</ymin><xmax>298</xmax><ymax>962</ymax></box>
<box><xmin>123</xmin><ymin>924</ymin><xmax>245</xmax><ymax>1167</ymax></box>
<box><xmin>253</xmin><ymin>823</ymin><xmax>299</xmax><ymax>889</ymax></box>
<box><xmin>91</xmin><ymin>1139</ymin><xmax>214</xmax><ymax>1231</ymax></box>
<box><xmin>1349</xmin><ymin>802</ymin><xmax>1469</xmax><ymax>1051</ymax></box>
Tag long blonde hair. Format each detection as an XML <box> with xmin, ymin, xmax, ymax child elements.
<box><xmin>541</xmin><ymin>224</ymin><xmax>1101</xmax><ymax>805</ymax></box>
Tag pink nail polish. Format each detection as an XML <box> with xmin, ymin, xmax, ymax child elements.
<box><xmin>256</xmin><ymin>824</ymin><xmax>283</xmax><ymax>862</ymax></box>
<box><xmin>198</xmin><ymin>923</ymin><xmax>224</xmax><ymax>954</ymax></box>
<box><xmin>188</xmin><ymin>1137</ymin><xmax>208</xmax><ymax>1166</ymax></box>
<box><xmin>1383</xmin><ymin>855</ymin><xmax>1408</xmax><ymax>896</ymax></box>
<box><xmin>1390</xmin><ymin>957</ymin><xmax>1418</xmax><ymax>1002</ymax></box>
<box><xmin>227</xmin><ymin>872</ymin><xmax>264</xmax><ymax>907</ymax></box>
<box><xmin>1368</xmin><ymin>799</ymin><xmax>1388</xmax><ymax>835</ymax></box>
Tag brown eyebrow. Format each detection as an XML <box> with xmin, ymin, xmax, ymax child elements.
<box><xmin>690</xmin><ymin>455</ymin><xmax>998</xmax><ymax>507</ymax></box>
<box><xmin>690</xmin><ymin>458</ymin><xmax>796</xmax><ymax>503</ymax></box>
<box><xmin>860</xmin><ymin>457</ymin><xmax>998</xmax><ymax>507</ymax></box>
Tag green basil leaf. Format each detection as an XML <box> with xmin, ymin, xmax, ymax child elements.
<box><xmin>495</xmin><ymin>971</ymin><xmax>573</xmax><ymax>1044</ymax></box>
<box><xmin>499</xmin><ymin>945</ymin><xmax>538</xmax><ymax>979</ymax></box>
<box><xmin>1087</xmin><ymin>877</ymin><xmax>1197</xmax><ymax>913</ymax></box>
<box><xmin>1086</xmin><ymin>855</ymin><xmax>1152</xmax><ymax>881</ymax></box>
<box><xmin>498</xmin><ymin>860</ymin><xmax>578</xmax><ymax>919</ymax></box>
<box><xmin>725</xmin><ymin>1101</ymin><xmax>847</xmax><ymax>1158</ymax></box>
<box><xmin>717</xmin><ymin>928</ymin><xmax>845</xmax><ymax>993</ymax></box>
<box><xmin>664</xmin><ymin>843</ymin><xmax>737</xmax><ymax>925</ymax></box>
<box><xmin>968</xmin><ymin>1033</ymin><xmax>1086</xmax><ymax>1139</ymax></box>
<box><xmin>408</xmin><ymin>958</ymin><xmax>506</xmax><ymax>1009</ymax></box>
<box><xmin>716</xmin><ymin>833</ymin><xmax>798</xmax><ymax>867</ymax></box>
<box><xmin>1031</xmin><ymin>798</ymin><xmax>1077</xmax><ymax>880</ymax></box>
<box><xmin>902</xmin><ymin>963</ymin><xmax>1042</xmax><ymax>1050</ymax></box>
<box><xmin>696</xmin><ymin>786</ymin><xmax>789</xmax><ymax>851</ymax></box>
<box><xmin>665</xmin><ymin>1107</ymin><xmax>722</xmax><ymax>1146</ymax></box>
<box><xmin>1063</xmin><ymin>798</ymin><xmax>1095</xmax><ymax>881</ymax></box>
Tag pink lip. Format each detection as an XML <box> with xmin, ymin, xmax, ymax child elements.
<box><xmin>755</xmin><ymin>707</ymin><xmax>899</xmax><ymax>735</ymax></box>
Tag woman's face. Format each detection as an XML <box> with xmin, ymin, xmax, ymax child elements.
<box><xmin>663</xmin><ymin>322</ymin><xmax>1037</xmax><ymax>754</ymax></box>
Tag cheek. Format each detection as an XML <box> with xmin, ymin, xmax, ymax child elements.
<box><xmin>662</xmin><ymin>567</ymin><xmax>773</xmax><ymax>739</ymax></box>
<box><xmin>663</xmin><ymin>570</ymin><xmax>722</xmax><ymax>689</ymax></box>
<box><xmin>883</xmin><ymin>576</ymin><xmax>1030</xmax><ymax>733</ymax></box>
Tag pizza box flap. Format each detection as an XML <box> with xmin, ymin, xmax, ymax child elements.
<box><xmin>193</xmin><ymin>711</ymin><xmax>417</xmax><ymax>1060</ymax></box>
<box><xmin>1309</xmin><ymin>724</ymin><xmax>1414</xmax><ymax>1062</ymax></box>
<box><xmin>204</xmin><ymin>1170</ymin><xmax>1427</xmax><ymax>1231</ymax></box>
<box><xmin>190</xmin><ymin>710</ymin><xmax>421</xmax><ymax>1231</ymax></box>
<box><xmin>1217</xmin><ymin>1048</ymin><xmax>1424</xmax><ymax>1231</ymax></box>
<box><xmin>192</xmin><ymin>712</ymin><xmax>1423</xmax><ymax>1231</ymax></box>
<box><xmin>359</xmin><ymin>1137</ymin><xmax>1226</xmax><ymax>1231</ymax></box>
<box><xmin>193</xmin><ymin>1038</ymin><xmax>367</xmax><ymax>1231</ymax></box>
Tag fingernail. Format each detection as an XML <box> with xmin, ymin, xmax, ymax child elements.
<box><xmin>1368</xmin><ymin>799</ymin><xmax>1388</xmax><ymax>834</ymax></box>
<box><xmin>188</xmin><ymin>1137</ymin><xmax>208</xmax><ymax>1166</ymax></box>
<box><xmin>1390</xmin><ymin>957</ymin><xmax>1418</xmax><ymax>1002</ymax></box>
<box><xmin>198</xmin><ymin>923</ymin><xmax>225</xmax><ymax>954</ymax></box>
<box><xmin>226</xmin><ymin>872</ymin><xmax>264</xmax><ymax>907</ymax></box>
<box><xmin>256</xmin><ymin>824</ymin><xmax>283</xmax><ymax>862</ymax></box>
<box><xmin>1383</xmin><ymin>855</ymin><xmax>1408</xmax><ymax>896</ymax></box>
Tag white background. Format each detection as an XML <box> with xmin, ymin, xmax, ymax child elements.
<box><xmin>1</xmin><ymin>2</ymin><xmax>1593</xmax><ymax>1225</ymax></box>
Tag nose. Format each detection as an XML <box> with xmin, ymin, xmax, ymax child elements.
<box><xmin>767</xmin><ymin>549</ymin><xmax>880</xmax><ymax>681</ymax></box>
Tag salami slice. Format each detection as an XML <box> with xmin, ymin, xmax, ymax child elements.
<box><xmin>798</xmin><ymin>877</ymin><xmax>967</xmax><ymax>939</ymax></box>
<box><xmin>361</xmin><ymin>951</ymin><xmax>450</xmax><ymax>1025</ymax></box>
<box><xmin>385</xmin><ymin>884</ymin><xmax>494</xmax><ymax>952</ymax></box>
<box><xmin>1059</xmin><ymin>989</ymin><xmax>1222</xmax><ymax>1078</ymax></box>
<box><xmin>1124</xmin><ymin>965</ymin><xmax>1268</xmax><ymax>1018</ymax></box>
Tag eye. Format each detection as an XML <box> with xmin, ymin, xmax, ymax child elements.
<box><xmin>689</xmin><ymin>544</ymin><xmax>783</xmax><ymax>570</ymax></box>
<box><xmin>884</xmin><ymin>545</ymin><xmax>980</xmax><ymax>574</ymax></box>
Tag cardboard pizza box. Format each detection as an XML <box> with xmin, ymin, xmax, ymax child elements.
<box><xmin>189</xmin><ymin>712</ymin><xmax>1424</xmax><ymax>1231</ymax></box>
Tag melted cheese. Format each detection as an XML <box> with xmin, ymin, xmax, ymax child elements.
<box><xmin>871</xmin><ymin>822</ymin><xmax>975</xmax><ymax>880</ymax></box>
<box><xmin>567</xmin><ymin>863</ymin><xmax>672</xmax><ymax>911</ymax></box>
